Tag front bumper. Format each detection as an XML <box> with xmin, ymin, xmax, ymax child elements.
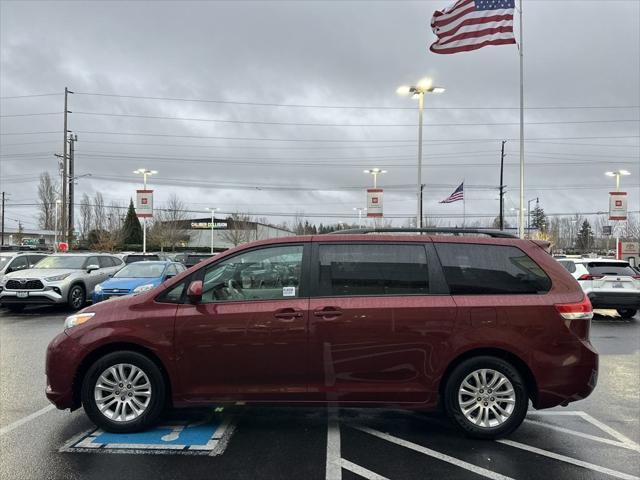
<box><xmin>45</xmin><ymin>331</ymin><xmax>83</xmax><ymax>410</ymax></box>
<box><xmin>0</xmin><ymin>288</ymin><xmax>65</xmax><ymax>304</ymax></box>
<box><xmin>587</xmin><ymin>290</ymin><xmax>640</xmax><ymax>309</ymax></box>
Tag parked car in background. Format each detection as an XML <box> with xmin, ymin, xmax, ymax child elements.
<box><xmin>0</xmin><ymin>252</ymin><xmax>48</xmax><ymax>280</ymax></box>
<box><xmin>184</xmin><ymin>253</ymin><xmax>216</xmax><ymax>268</ymax></box>
<box><xmin>558</xmin><ymin>258</ymin><xmax>640</xmax><ymax>318</ymax></box>
<box><xmin>122</xmin><ymin>253</ymin><xmax>162</xmax><ymax>264</ymax></box>
<box><xmin>93</xmin><ymin>260</ymin><xmax>186</xmax><ymax>303</ymax></box>
<box><xmin>0</xmin><ymin>253</ymin><xmax>123</xmax><ymax>311</ymax></box>
<box><xmin>46</xmin><ymin>229</ymin><xmax>598</xmax><ymax>439</ymax></box>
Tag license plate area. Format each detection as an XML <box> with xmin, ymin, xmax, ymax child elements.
<box><xmin>16</xmin><ymin>291</ymin><xmax>29</xmax><ymax>298</ymax></box>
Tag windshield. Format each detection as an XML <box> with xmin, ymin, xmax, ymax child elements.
<box><xmin>115</xmin><ymin>263</ymin><xmax>166</xmax><ymax>278</ymax></box>
<box><xmin>0</xmin><ymin>257</ymin><xmax>10</xmax><ymax>267</ymax></box>
<box><xmin>125</xmin><ymin>255</ymin><xmax>160</xmax><ymax>264</ymax></box>
<box><xmin>33</xmin><ymin>256</ymin><xmax>86</xmax><ymax>269</ymax></box>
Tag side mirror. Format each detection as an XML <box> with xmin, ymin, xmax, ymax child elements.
<box><xmin>187</xmin><ymin>280</ymin><xmax>203</xmax><ymax>303</ymax></box>
<box><xmin>87</xmin><ymin>264</ymin><xmax>100</xmax><ymax>273</ymax></box>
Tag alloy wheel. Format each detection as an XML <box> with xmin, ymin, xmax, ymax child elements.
<box><xmin>457</xmin><ymin>368</ymin><xmax>516</xmax><ymax>428</ymax></box>
<box><xmin>94</xmin><ymin>363</ymin><xmax>152</xmax><ymax>422</ymax></box>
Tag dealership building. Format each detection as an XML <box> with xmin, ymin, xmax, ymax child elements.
<box><xmin>177</xmin><ymin>217</ymin><xmax>294</xmax><ymax>251</ymax></box>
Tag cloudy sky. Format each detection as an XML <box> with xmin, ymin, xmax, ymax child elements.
<box><xmin>1</xmin><ymin>0</ymin><xmax>639</xmax><ymax>232</ymax></box>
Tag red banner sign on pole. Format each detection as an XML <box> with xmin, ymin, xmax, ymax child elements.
<box><xmin>367</xmin><ymin>189</ymin><xmax>383</xmax><ymax>217</ymax></box>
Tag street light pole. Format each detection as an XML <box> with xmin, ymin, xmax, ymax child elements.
<box><xmin>397</xmin><ymin>78</ymin><xmax>445</xmax><ymax>228</ymax></box>
<box><xmin>353</xmin><ymin>207</ymin><xmax>366</xmax><ymax>228</ymax></box>
<box><xmin>133</xmin><ymin>169</ymin><xmax>158</xmax><ymax>254</ymax></box>
<box><xmin>207</xmin><ymin>207</ymin><xmax>218</xmax><ymax>254</ymax></box>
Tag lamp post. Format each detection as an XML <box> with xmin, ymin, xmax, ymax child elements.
<box><xmin>133</xmin><ymin>168</ymin><xmax>157</xmax><ymax>254</ymax></box>
<box><xmin>353</xmin><ymin>207</ymin><xmax>367</xmax><ymax>228</ymax></box>
<box><xmin>397</xmin><ymin>78</ymin><xmax>445</xmax><ymax>228</ymax></box>
<box><xmin>605</xmin><ymin>170</ymin><xmax>630</xmax><ymax>259</ymax></box>
<box><xmin>363</xmin><ymin>168</ymin><xmax>386</xmax><ymax>188</ymax></box>
<box><xmin>207</xmin><ymin>207</ymin><xmax>218</xmax><ymax>254</ymax></box>
<box><xmin>54</xmin><ymin>199</ymin><xmax>61</xmax><ymax>252</ymax></box>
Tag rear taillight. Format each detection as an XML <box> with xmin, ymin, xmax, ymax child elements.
<box><xmin>633</xmin><ymin>275</ymin><xmax>640</xmax><ymax>280</ymax></box>
<box><xmin>577</xmin><ymin>274</ymin><xmax>603</xmax><ymax>281</ymax></box>
<box><xmin>556</xmin><ymin>296</ymin><xmax>594</xmax><ymax>320</ymax></box>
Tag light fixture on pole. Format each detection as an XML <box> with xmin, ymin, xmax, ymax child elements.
<box><xmin>353</xmin><ymin>207</ymin><xmax>367</xmax><ymax>228</ymax></box>
<box><xmin>133</xmin><ymin>169</ymin><xmax>157</xmax><ymax>254</ymax></box>
<box><xmin>363</xmin><ymin>168</ymin><xmax>387</xmax><ymax>188</ymax></box>
<box><xmin>207</xmin><ymin>207</ymin><xmax>218</xmax><ymax>254</ymax></box>
<box><xmin>397</xmin><ymin>77</ymin><xmax>445</xmax><ymax>228</ymax></box>
<box><xmin>605</xmin><ymin>170</ymin><xmax>630</xmax><ymax>192</ymax></box>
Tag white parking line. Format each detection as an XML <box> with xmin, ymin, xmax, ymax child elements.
<box><xmin>498</xmin><ymin>439</ymin><xmax>640</xmax><ymax>480</ymax></box>
<box><xmin>340</xmin><ymin>459</ymin><xmax>390</xmax><ymax>480</ymax></box>
<box><xmin>577</xmin><ymin>412</ymin><xmax>640</xmax><ymax>449</ymax></box>
<box><xmin>0</xmin><ymin>404</ymin><xmax>55</xmax><ymax>436</ymax></box>
<box><xmin>524</xmin><ymin>419</ymin><xmax>640</xmax><ymax>452</ymax></box>
<box><xmin>353</xmin><ymin>425</ymin><xmax>515</xmax><ymax>480</ymax></box>
<box><xmin>326</xmin><ymin>408</ymin><xmax>342</xmax><ymax>480</ymax></box>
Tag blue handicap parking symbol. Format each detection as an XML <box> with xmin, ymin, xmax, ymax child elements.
<box><xmin>62</xmin><ymin>412</ymin><xmax>235</xmax><ymax>455</ymax></box>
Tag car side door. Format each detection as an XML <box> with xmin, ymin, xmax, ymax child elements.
<box><xmin>84</xmin><ymin>256</ymin><xmax>105</xmax><ymax>292</ymax></box>
<box><xmin>307</xmin><ymin>241</ymin><xmax>456</xmax><ymax>405</ymax></box>
<box><xmin>173</xmin><ymin>242</ymin><xmax>311</xmax><ymax>401</ymax></box>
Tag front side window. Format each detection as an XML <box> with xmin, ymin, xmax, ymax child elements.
<box><xmin>435</xmin><ymin>243</ymin><xmax>552</xmax><ymax>295</ymax></box>
<box><xmin>201</xmin><ymin>245</ymin><xmax>303</xmax><ymax>302</ymax></box>
<box><xmin>317</xmin><ymin>244</ymin><xmax>429</xmax><ymax>297</ymax></box>
<box><xmin>98</xmin><ymin>256</ymin><xmax>114</xmax><ymax>268</ymax></box>
<box><xmin>9</xmin><ymin>256</ymin><xmax>29</xmax><ymax>272</ymax></box>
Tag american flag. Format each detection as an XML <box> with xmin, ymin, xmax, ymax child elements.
<box><xmin>430</xmin><ymin>0</ymin><xmax>516</xmax><ymax>55</ymax></box>
<box><xmin>440</xmin><ymin>183</ymin><xmax>464</xmax><ymax>203</ymax></box>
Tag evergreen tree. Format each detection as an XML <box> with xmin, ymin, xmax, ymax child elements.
<box><xmin>531</xmin><ymin>202</ymin><xmax>547</xmax><ymax>233</ymax></box>
<box><xmin>121</xmin><ymin>199</ymin><xmax>143</xmax><ymax>246</ymax></box>
<box><xmin>575</xmin><ymin>219</ymin><xmax>594</xmax><ymax>252</ymax></box>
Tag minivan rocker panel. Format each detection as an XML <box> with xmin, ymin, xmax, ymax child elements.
<box><xmin>46</xmin><ymin>234</ymin><xmax>598</xmax><ymax>439</ymax></box>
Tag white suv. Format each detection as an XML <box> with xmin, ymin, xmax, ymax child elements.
<box><xmin>558</xmin><ymin>258</ymin><xmax>640</xmax><ymax>319</ymax></box>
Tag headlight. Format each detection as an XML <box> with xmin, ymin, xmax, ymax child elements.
<box><xmin>64</xmin><ymin>312</ymin><xmax>95</xmax><ymax>330</ymax></box>
<box><xmin>45</xmin><ymin>273</ymin><xmax>71</xmax><ymax>282</ymax></box>
<box><xmin>133</xmin><ymin>283</ymin><xmax>155</xmax><ymax>294</ymax></box>
<box><xmin>94</xmin><ymin>284</ymin><xmax>103</xmax><ymax>293</ymax></box>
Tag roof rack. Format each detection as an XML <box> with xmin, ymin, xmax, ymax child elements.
<box><xmin>326</xmin><ymin>228</ymin><xmax>518</xmax><ymax>238</ymax></box>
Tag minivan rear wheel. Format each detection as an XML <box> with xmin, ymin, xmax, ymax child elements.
<box><xmin>81</xmin><ymin>351</ymin><xmax>166</xmax><ymax>433</ymax></box>
<box><xmin>444</xmin><ymin>356</ymin><xmax>528</xmax><ymax>439</ymax></box>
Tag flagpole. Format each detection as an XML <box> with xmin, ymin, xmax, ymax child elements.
<box><xmin>518</xmin><ymin>0</ymin><xmax>525</xmax><ymax>239</ymax></box>
<box><xmin>462</xmin><ymin>181</ymin><xmax>466</xmax><ymax>228</ymax></box>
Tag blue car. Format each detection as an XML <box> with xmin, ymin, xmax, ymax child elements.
<box><xmin>93</xmin><ymin>261</ymin><xmax>186</xmax><ymax>303</ymax></box>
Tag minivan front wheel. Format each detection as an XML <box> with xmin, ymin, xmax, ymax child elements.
<box><xmin>444</xmin><ymin>356</ymin><xmax>528</xmax><ymax>439</ymax></box>
<box><xmin>81</xmin><ymin>351</ymin><xmax>166</xmax><ymax>433</ymax></box>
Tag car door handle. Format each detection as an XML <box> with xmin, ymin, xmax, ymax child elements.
<box><xmin>313</xmin><ymin>307</ymin><xmax>343</xmax><ymax>318</ymax></box>
<box><xmin>274</xmin><ymin>309</ymin><xmax>304</xmax><ymax>319</ymax></box>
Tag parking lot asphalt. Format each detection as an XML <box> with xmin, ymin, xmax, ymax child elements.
<box><xmin>1</xmin><ymin>306</ymin><xmax>639</xmax><ymax>480</ymax></box>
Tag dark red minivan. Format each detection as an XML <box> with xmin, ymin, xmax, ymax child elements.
<box><xmin>45</xmin><ymin>229</ymin><xmax>598</xmax><ymax>439</ymax></box>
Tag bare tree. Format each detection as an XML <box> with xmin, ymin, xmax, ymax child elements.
<box><xmin>149</xmin><ymin>194</ymin><xmax>189</xmax><ymax>251</ymax></box>
<box><xmin>92</xmin><ymin>192</ymin><xmax>106</xmax><ymax>232</ymax></box>
<box><xmin>37</xmin><ymin>172</ymin><xmax>58</xmax><ymax>230</ymax></box>
<box><xmin>78</xmin><ymin>193</ymin><xmax>92</xmax><ymax>241</ymax></box>
<box><xmin>220</xmin><ymin>213</ymin><xmax>256</xmax><ymax>246</ymax></box>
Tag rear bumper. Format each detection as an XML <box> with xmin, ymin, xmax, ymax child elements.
<box><xmin>587</xmin><ymin>291</ymin><xmax>640</xmax><ymax>309</ymax></box>
<box><xmin>534</xmin><ymin>339</ymin><xmax>599</xmax><ymax>409</ymax></box>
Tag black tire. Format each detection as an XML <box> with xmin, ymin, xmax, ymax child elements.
<box><xmin>444</xmin><ymin>356</ymin><xmax>528</xmax><ymax>439</ymax></box>
<box><xmin>67</xmin><ymin>284</ymin><xmax>85</xmax><ymax>310</ymax></box>
<box><xmin>617</xmin><ymin>309</ymin><xmax>637</xmax><ymax>319</ymax></box>
<box><xmin>6</xmin><ymin>304</ymin><xmax>25</xmax><ymax>313</ymax></box>
<box><xmin>81</xmin><ymin>351</ymin><xmax>166</xmax><ymax>433</ymax></box>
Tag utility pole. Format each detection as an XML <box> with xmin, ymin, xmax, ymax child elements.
<box><xmin>61</xmin><ymin>87</ymin><xmax>73</xmax><ymax>244</ymax></box>
<box><xmin>68</xmin><ymin>134</ymin><xmax>77</xmax><ymax>246</ymax></box>
<box><xmin>1</xmin><ymin>192</ymin><xmax>5</xmax><ymax>246</ymax></box>
<box><xmin>499</xmin><ymin>140</ymin><xmax>506</xmax><ymax>230</ymax></box>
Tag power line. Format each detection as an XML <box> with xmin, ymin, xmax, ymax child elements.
<box><xmin>0</xmin><ymin>112</ymin><xmax>62</xmax><ymax>118</ymax></box>
<box><xmin>72</xmin><ymin>91</ymin><xmax>640</xmax><ymax>111</ymax></box>
<box><xmin>71</xmin><ymin>110</ymin><xmax>640</xmax><ymax>128</ymax></box>
<box><xmin>0</xmin><ymin>93</ymin><xmax>62</xmax><ymax>100</ymax></box>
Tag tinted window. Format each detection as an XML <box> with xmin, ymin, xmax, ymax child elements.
<box><xmin>111</xmin><ymin>256</ymin><xmax>123</xmax><ymax>266</ymax></box>
<box><xmin>435</xmin><ymin>243</ymin><xmax>551</xmax><ymax>295</ymax></box>
<box><xmin>98</xmin><ymin>256</ymin><xmax>114</xmax><ymax>268</ymax></box>
<box><xmin>28</xmin><ymin>255</ymin><xmax>47</xmax><ymax>267</ymax></box>
<box><xmin>125</xmin><ymin>254</ymin><xmax>160</xmax><ymax>264</ymax></box>
<box><xmin>202</xmin><ymin>245</ymin><xmax>303</xmax><ymax>302</ymax></box>
<box><xmin>9</xmin><ymin>256</ymin><xmax>29</xmax><ymax>272</ymax></box>
<box><xmin>559</xmin><ymin>260</ymin><xmax>576</xmax><ymax>273</ymax></box>
<box><xmin>317</xmin><ymin>244</ymin><xmax>428</xmax><ymax>297</ymax></box>
<box><xmin>586</xmin><ymin>262</ymin><xmax>637</xmax><ymax>276</ymax></box>
<box><xmin>86</xmin><ymin>256</ymin><xmax>100</xmax><ymax>269</ymax></box>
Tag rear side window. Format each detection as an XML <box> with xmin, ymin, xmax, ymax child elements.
<box><xmin>587</xmin><ymin>263</ymin><xmax>636</xmax><ymax>276</ymax></box>
<box><xmin>98</xmin><ymin>256</ymin><xmax>114</xmax><ymax>268</ymax></box>
<box><xmin>435</xmin><ymin>243</ymin><xmax>551</xmax><ymax>295</ymax></box>
<box><xmin>317</xmin><ymin>244</ymin><xmax>428</xmax><ymax>296</ymax></box>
